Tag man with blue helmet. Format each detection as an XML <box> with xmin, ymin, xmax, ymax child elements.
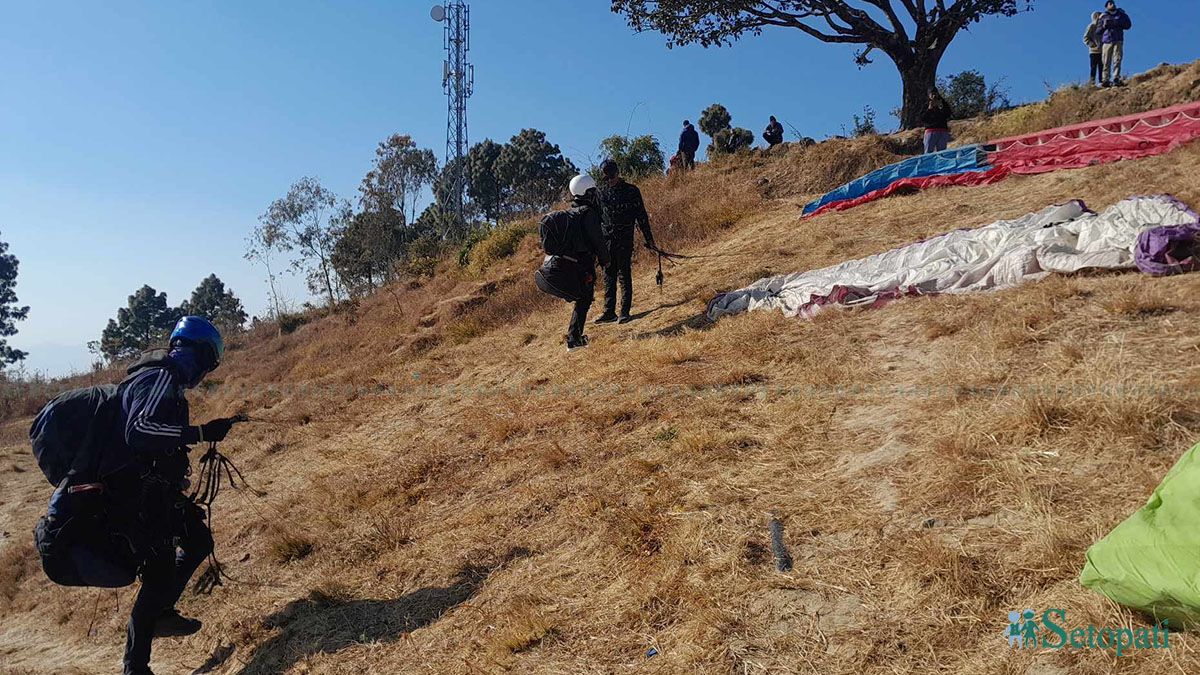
<box><xmin>118</xmin><ymin>316</ymin><xmax>240</xmax><ymax>675</ymax></box>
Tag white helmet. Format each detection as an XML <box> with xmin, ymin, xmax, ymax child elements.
<box><xmin>569</xmin><ymin>174</ymin><xmax>597</xmax><ymax>197</ymax></box>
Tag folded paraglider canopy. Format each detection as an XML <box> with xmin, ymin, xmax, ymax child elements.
<box><xmin>803</xmin><ymin>102</ymin><xmax>1200</xmax><ymax>218</ymax></box>
<box><xmin>710</xmin><ymin>195</ymin><xmax>1199</xmax><ymax>321</ymax></box>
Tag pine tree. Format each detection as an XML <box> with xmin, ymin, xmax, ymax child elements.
<box><xmin>179</xmin><ymin>274</ymin><xmax>248</xmax><ymax>330</ymax></box>
<box><xmin>98</xmin><ymin>285</ymin><xmax>182</xmax><ymax>361</ymax></box>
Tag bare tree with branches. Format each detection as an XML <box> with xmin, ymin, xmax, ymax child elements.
<box><xmin>611</xmin><ymin>1</ymin><xmax>1032</xmax><ymax>129</ymax></box>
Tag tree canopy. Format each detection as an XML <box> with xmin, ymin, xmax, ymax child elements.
<box><xmin>697</xmin><ymin>103</ymin><xmax>754</xmax><ymax>155</ymax></box>
<box><xmin>258</xmin><ymin>177</ymin><xmax>347</xmax><ymax>306</ymax></box>
<box><xmin>360</xmin><ymin>134</ymin><xmax>439</xmax><ymax>226</ymax></box>
<box><xmin>332</xmin><ymin>207</ymin><xmax>406</xmax><ymax>293</ymax></box>
<box><xmin>0</xmin><ymin>234</ymin><xmax>29</xmax><ymax>367</ymax></box>
<box><xmin>495</xmin><ymin>129</ymin><xmax>578</xmax><ymax>215</ymax></box>
<box><xmin>468</xmin><ymin>139</ymin><xmax>510</xmax><ymax>223</ymax></box>
<box><xmin>595</xmin><ymin>135</ymin><xmax>665</xmax><ymax>182</ymax></box>
<box><xmin>938</xmin><ymin>69</ymin><xmax>1011</xmax><ymax>119</ymax></box>
<box><xmin>98</xmin><ymin>285</ymin><xmax>182</xmax><ymax>361</ymax></box>
<box><xmin>698</xmin><ymin>103</ymin><xmax>732</xmax><ymax>138</ymax></box>
<box><xmin>179</xmin><ymin>274</ymin><xmax>248</xmax><ymax>330</ymax></box>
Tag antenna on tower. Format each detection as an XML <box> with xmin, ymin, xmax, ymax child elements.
<box><xmin>432</xmin><ymin>2</ymin><xmax>473</xmax><ymax>236</ymax></box>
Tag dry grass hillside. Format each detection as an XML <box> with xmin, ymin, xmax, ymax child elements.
<box><xmin>3</xmin><ymin>62</ymin><xmax>1200</xmax><ymax>675</ymax></box>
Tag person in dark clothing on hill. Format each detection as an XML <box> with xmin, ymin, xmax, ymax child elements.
<box><xmin>1097</xmin><ymin>1</ymin><xmax>1132</xmax><ymax>87</ymax></box>
<box><xmin>1084</xmin><ymin>11</ymin><xmax>1104</xmax><ymax>86</ymax></box>
<box><xmin>595</xmin><ymin>160</ymin><xmax>655</xmax><ymax>325</ymax></box>
<box><xmin>922</xmin><ymin>92</ymin><xmax>953</xmax><ymax>154</ymax></box>
<box><xmin>678</xmin><ymin>120</ymin><xmax>700</xmax><ymax>170</ymax></box>
<box><xmin>118</xmin><ymin>316</ymin><xmax>241</xmax><ymax>675</ymax></box>
<box><xmin>763</xmin><ymin>116</ymin><xmax>785</xmax><ymax>148</ymax></box>
<box><xmin>535</xmin><ymin>175</ymin><xmax>610</xmax><ymax>351</ymax></box>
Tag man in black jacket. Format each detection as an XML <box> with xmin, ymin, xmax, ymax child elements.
<box><xmin>678</xmin><ymin>120</ymin><xmax>700</xmax><ymax>170</ymax></box>
<box><xmin>763</xmin><ymin>116</ymin><xmax>785</xmax><ymax>147</ymax></box>
<box><xmin>118</xmin><ymin>316</ymin><xmax>241</xmax><ymax>675</ymax></box>
<box><xmin>595</xmin><ymin>160</ymin><xmax>655</xmax><ymax>325</ymax></box>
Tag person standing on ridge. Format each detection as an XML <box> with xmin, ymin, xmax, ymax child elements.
<box><xmin>763</xmin><ymin>116</ymin><xmax>785</xmax><ymax>148</ymax></box>
<box><xmin>678</xmin><ymin>120</ymin><xmax>700</xmax><ymax>170</ymax></box>
<box><xmin>922</xmin><ymin>91</ymin><xmax>953</xmax><ymax>154</ymax></box>
<box><xmin>1097</xmin><ymin>1</ymin><xmax>1132</xmax><ymax>87</ymax></box>
<box><xmin>533</xmin><ymin>175</ymin><xmax>610</xmax><ymax>351</ymax></box>
<box><xmin>1084</xmin><ymin>11</ymin><xmax>1104</xmax><ymax>86</ymax></box>
<box><xmin>595</xmin><ymin>160</ymin><xmax>655</xmax><ymax>326</ymax></box>
<box><xmin>118</xmin><ymin>316</ymin><xmax>242</xmax><ymax>675</ymax></box>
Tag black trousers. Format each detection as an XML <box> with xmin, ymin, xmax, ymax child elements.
<box><xmin>1090</xmin><ymin>53</ymin><xmax>1103</xmax><ymax>83</ymax></box>
<box><xmin>603</xmin><ymin>241</ymin><xmax>635</xmax><ymax>317</ymax></box>
<box><xmin>681</xmin><ymin>151</ymin><xmax>696</xmax><ymax>170</ymax></box>
<box><xmin>537</xmin><ymin>256</ymin><xmax>596</xmax><ymax>342</ymax></box>
<box><xmin>124</xmin><ymin>499</ymin><xmax>213</xmax><ymax>674</ymax></box>
<box><xmin>567</xmin><ymin>264</ymin><xmax>595</xmax><ymax>342</ymax></box>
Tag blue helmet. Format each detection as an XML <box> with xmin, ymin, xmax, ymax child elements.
<box><xmin>169</xmin><ymin>316</ymin><xmax>224</xmax><ymax>370</ymax></box>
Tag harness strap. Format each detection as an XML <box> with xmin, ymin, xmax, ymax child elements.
<box><xmin>67</xmin><ymin>483</ymin><xmax>105</xmax><ymax>494</ymax></box>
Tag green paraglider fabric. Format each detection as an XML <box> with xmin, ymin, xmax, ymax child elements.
<box><xmin>1081</xmin><ymin>440</ymin><xmax>1200</xmax><ymax>628</ymax></box>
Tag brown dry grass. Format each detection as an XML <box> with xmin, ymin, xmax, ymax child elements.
<box><xmin>2</xmin><ymin>62</ymin><xmax>1200</xmax><ymax>675</ymax></box>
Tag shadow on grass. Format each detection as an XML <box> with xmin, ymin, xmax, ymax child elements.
<box><xmin>625</xmin><ymin>297</ymin><xmax>692</xmax><ymax>322</ymax></box>
<box><xmin>235</xmin><ymin>548</ymin><xmax>530</xmax><ymax>674</ymax></box>
<box><xmin>636</xmin><ymin>311</ymin><xmax>716</xmax><ymax>339</ymax></box>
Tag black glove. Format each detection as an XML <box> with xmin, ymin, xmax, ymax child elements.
<box><xmin>198</xmin><ymin>417</ymin><xmax>237</xmax><ymax>443</ymax></box>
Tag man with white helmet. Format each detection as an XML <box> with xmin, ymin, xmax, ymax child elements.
<box><xmin>533</xmin><ymin>175</ymin><xmax>610</xmax><ymax>351</ymax></box>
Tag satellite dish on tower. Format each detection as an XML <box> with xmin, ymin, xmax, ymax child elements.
<box><xmin>430</xmin><ymin>5</ymin><xmax>446</xmax><ymax>22</ymax></box>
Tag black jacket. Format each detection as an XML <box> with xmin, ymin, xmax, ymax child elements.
<box><xmin>922</xmin><ymin>103</ymin><xmax>952</xmax><ymax>130</ymax></box>
<box><xmin>117</xmin><ymin>350</ymin><xmax>196</xmax><ymax>483</ymax></box>
<box><xmin>567</xmin><ymin>199</ymin><xmax>611</xmax><ymax>267</ymax></box>
<box><xmin>679</xmin><ymin>126</ymin><xmax>700</xmax><ymax>153</ymax></box>
<box><xmin>764</xmin><ymin>121</ymin><xmax>784</xmax><ymax>144</ymax></box>
<box><xmin>599</xmin><ymin>179</ymin><xmax>653</xmax><ymax>247</ymax></box>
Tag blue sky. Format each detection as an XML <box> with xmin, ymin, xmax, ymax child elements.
<box><xmin>2</xmin><ymin>1</ymin><xmax>1194</xmax><ymax>376</ymax></box>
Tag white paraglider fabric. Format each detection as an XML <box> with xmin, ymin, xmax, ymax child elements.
<box><xmin>707</xmin><ymin>195</ymin><xmax>1199</xmax><ymax>320</ymax></box>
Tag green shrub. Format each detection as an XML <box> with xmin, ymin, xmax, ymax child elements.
<box><xmin>709</xmin><ymin>127</ymin><xmax>755</xmax><ymax>155</ymax></box>
<box><xmin>278</xmin><ymin>312</ymin><xmax>311</xmax><ymax>335</ymax></box>
<box><xmin>465</xmin><ymin>221</ymin><xmax>535</xmax><ymax>275</ymax></box>
<box><xmin>457</xmin><ymin>228</ymin><xmax>491</xmax><ymax>267</ymax></box>
<box><xmin>404</xmin><ymin>235</ymin><xmax>443</xmax><ymax>277</ymax></box>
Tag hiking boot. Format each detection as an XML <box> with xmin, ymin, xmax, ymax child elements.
<box><xmin>566</xmin><ymin>335</ymin><xmax>590</xmax><ymax>352</ymax></box>
<box><xmin>155</xmin><ymin>609</ymin><xmax>202</xmax><ymax>637</ymax></box>
<box><xmin>593</xmin><ymin>313</ymin><xmax>618</xmax><ymax>325</ymax></box>
<box><xmin>617</xmin><ymin>315</ymin><xmax>633</xmax><ymax>324</ymax></box>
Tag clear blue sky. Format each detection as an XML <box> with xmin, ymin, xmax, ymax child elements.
<box><xmin>2</xmin><ymin>1</ymin><xmax>1194</xmax><ymax>376</ymax></box>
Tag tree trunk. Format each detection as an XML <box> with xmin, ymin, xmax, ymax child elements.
<box><xmin>321</xmin><ymin>259</ymin><xmax>335</xmax><ymax>307</ymax></box>
<box><xmin>897</xmin><ymin>52</ymin><xmax>944</xmax><ymax>130</ymax></box>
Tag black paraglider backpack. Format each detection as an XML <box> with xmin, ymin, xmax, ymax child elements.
<box><xmin>29</xmin><ymin>380</ymin><xmax>145</xmax><ymax>588</ymax></box>
<box><xmin>539</xmin><ymin>209</ymin><xmax>578</xmax><ymax>257</ymax></box>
